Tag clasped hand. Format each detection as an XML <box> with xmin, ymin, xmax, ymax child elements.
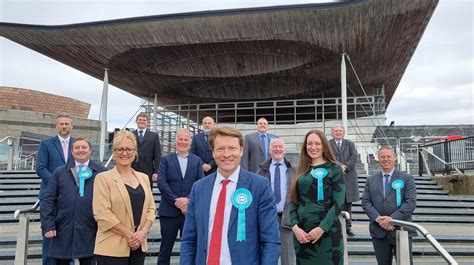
<box><xmin>175</xmin><ymin>197</ymin><xmax>189</xmax><ymax>214</ymax></box>
<box><xmin>292</xmin><ymin>225</ymin><xmax>324</xmax><ymax>244</ymax></box>
<box><xmin>377</xmin><ymin>216</ymin><xmax>395</xmax><ymax>231</ymax></box>
<box><xmin>128</xmin><ymin>230</ymin><xmax>147</xmax><ymax>251</ymax></box>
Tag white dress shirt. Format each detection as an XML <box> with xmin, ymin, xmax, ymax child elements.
<box><xmin>177</xmin><ymin>153</ymin><xmax>188</xmax><ymax>178</ymax></box>
<box><xmin>207</xmin><ymin>166</ymin><xmax>240</xmax><ymax>265</ymax></box>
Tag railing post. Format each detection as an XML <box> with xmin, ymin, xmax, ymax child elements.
<box><xmin>396</xmin><ymin>228</ymin><xmax>411</xmax><ymax>265</ymax></box>
<box><xmin>339</xmin><ymin>211</ymin><xmax>349</xmax><ymax>265</ymax></box>
<box><xmin>14</xmin><ymin>213</ymin><xmax>29</xmax><ymax>265</ymax></box>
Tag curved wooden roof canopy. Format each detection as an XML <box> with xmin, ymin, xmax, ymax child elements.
<box><xmin>0</xmin><ymin>0</ymin><xmax>438</xmax><ymax>107</ymax></box>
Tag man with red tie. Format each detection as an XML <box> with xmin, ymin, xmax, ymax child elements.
<box><xmin>180</xmin><ymin>126</ymin><xmax>280</xmax><ymax>265</ymax></box>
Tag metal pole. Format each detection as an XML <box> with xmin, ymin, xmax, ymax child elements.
<box><xmin>341</xmin><ymin>53</ymin><xmax>348</xmax><ymax>132</ymax></box>
<box><xmin>99</xmin><ymin>68</ymin><xmax>109</xmax><ymax>162</ymax></box>
<box><xmin>14</xmin><ymin>214</ymin><xmax>29</xmax><ymax>265</ymax></box>
<box><xmin>396</xmin><ymin>229</ymin><xmax>411</xmax><ymax>265</ymax></box>
<box><xmin>7</xmin><ymin>137</ymin><xmax>14</xmax><ymax>171</ymax></box>
<box><xmin>153</xmin><ymin>94</ymin><xmax>158</xmax><ymax>132</ymax></box>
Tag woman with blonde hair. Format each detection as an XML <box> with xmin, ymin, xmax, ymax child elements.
<box><xmin>289</xmin><ymin>129</ymin><xmax>345</xmax><ymax>265</ymax></box>
<box><xmin>93</xmin><ymin>130</ymin><xmax>156</xmax><ymax>265</ymax></box>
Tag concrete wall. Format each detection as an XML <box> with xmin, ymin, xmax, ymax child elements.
<box><xmin>0</xmin><ymin>108</ymin><xmax>102</xmax><ymax>144</ymax></box>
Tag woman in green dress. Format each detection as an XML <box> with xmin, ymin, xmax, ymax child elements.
<box><xmin>289</xmin><ymin>129</ymin><xmax>346</xmax><ymax>265</ymax></box>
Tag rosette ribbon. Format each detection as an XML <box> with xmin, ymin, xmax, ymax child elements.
<box><xmin>231</xmin><ymin>188</ymin><xmax>253</xmax><ymax>241</ymax></box>
<box><xmin>311</xmin><ymin>167</ymin><xmax>328</xmax><ymax>201</ymax></box>
<box><xmin>391</xmin><ymin>179</ymin><xmax>405</xmax><ymax>208</ymax></box>
<box><xmin>78</xmin><ymin>166</ymin><xmax>93</xmax><ymax>197</ymax></box>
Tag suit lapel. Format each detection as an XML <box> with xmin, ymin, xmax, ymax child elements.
<box><xmin>53</xmin><ymin>136</ymin><xmax>66</xmax><ymax>163</ymax></box>
<box><xmin>229</xmin><ymin>171</ymin><xmax>251</xmax><ymax>234</ymax></box>
<box><xmin>171</xmin><ymin>153</ymin><xmax>184</xmax><ymax>178</ymax></box>
<box><xmin>254</xmin><ymin>132</ymin><xmax>265</xmax><ymax>155</ymax></box>
<box><xmin>386</xmin><ymin>170</ymin><xmax>399</xmax><ymax>199</ymax></box>
<box><xmin>203</xmin><ymin>173</ymin><xmax>216</xmax><ymax>246</ymax></box>
<box><xmin>375</xmin><ymin>172</ymin><xmax>385</xmax><ymax>199</ymax></box>
<box><xmin>111</xmin><ymin>167</ymin><xmax>135</xmax><ymax>226</ymax></box>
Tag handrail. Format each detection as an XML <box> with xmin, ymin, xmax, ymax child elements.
<box><xmin>420</xmin><ymin>147</ymin><xmax>463</xmax><ymax>174</ymax></box>
<box><xmin>1</xmin><ymin>136</ymin><xmax>16</xmax><ymax>143</ymax></box>
<box><xmin>339</xmin><ymin>211</ymin><xmax>350</xmax><ymax>265</ymax></box>
<box><xmin>13</xmin><ymin>200</ymin><xmax>40</xmax><ymax>265</ymax></box>
<box><xmin>13</xmin><ymin>200</ymin><xmax>40</xmax><ymax>219</ymax></box>
<box><xmin>390</xmin><ymin>219</ymin><xmax>458</xmax><ymax>265</ymax></box>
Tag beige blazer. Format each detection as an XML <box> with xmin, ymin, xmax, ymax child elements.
<box><xmin>93</xmin><ymin>167</ymin><xmax>156</xmax><ymax>257</ymax></box>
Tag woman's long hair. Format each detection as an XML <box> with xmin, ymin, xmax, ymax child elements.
<box><xmin>289</xmin><ymin>129</ymin><xmax>337</xmax><ymax>203</ymax></box>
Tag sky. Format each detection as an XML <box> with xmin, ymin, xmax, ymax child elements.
<box><xmin>0</xmin><ymin>0</ymin><xmax>473</xmax><ymax>130</ymax></box>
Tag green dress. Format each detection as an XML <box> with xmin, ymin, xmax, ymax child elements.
<box><xmin>289</xmin><ymin>162</ymin><xmax>345</xmax><ymax>265</ymax></box>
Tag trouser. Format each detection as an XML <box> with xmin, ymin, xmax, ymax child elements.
<box><xmin>157</xmin><ymin>215</ymin><xmax>185</xmax><ymax>265</ymax></box>
<box><xmin>42</xmin><ymin>236</ymin><xmax>53</xmax><ymax>265</ymax></box>
<box><xmin>95</xmin><ymin>249</ymin><xmax>146</xmax><ymax>265</ymax></box>
<box><xmin>372</xmin><ymin>233</ymin><xmax>413</xmax><ymax>265</ymax></box>
<box><xmin>55</xmin><ymin>257</ymin><xmax>94</xmax><ymax>265</ymax></box>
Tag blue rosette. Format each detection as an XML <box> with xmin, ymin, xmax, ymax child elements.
<box><xmin>78</xmin><ymin>168</ymin><xmax>93</xmax><ymax>197</ymax></box>
<box><xmin>391</xmin><ymin>179</ymin><xmax>405</xmax><ymax>207</ymax></box>
<box><xmin>310</xmin><ymin>167</ymin><xmax>328</xmax><ymax>201</ymax></box>
<box><xmin>231</xmin><ymin>188</ymin><xmax>253</xmax><ymax>241</ymax></box>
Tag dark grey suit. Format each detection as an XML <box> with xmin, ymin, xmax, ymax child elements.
<box><xmin>362</xmin><ymin>169</ymin><xmax>417</xmax><ymax>265</ymax></box>
<box><xmin>257</xmin><ymin>158</ymin><xmax>295</xmax><ymax>265</ymax></box>
<box><xmin>132</xmin><ymin>128</ymin><xmax>161</xmax><ymax>186</ymax></box>
<box><xmin>330</xmin><ymin>138</ymin><xmax>360</xmax><ymax>228</ymax></box>
<box><xmin>241</xmin><ymin>132</ymin><xmax>277</xmax><ymax>173</ymax></box>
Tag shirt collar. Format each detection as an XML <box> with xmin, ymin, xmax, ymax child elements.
<box><xmin>258</xmin><ymin>132</ymin><xmax>267</xmax><ymax>137</ymax></box>
<box><xmin>75</xmin><ymin>160</ymin><xmax>90</xmax><ymax>168</ymax></box>
<box><xmin>176</xmin><ymin>152</ymin><xmax>189</xmax><ymax>158</ymax></box>
<box><xmin>271</xmin><ymin>159</ymin><xmax>284</xmax><ymax>166</ymax></box>
<box><xmin>58</xmin><ymin>135</ymin><xmax>70</xmax><ymax>142</ymax></box>
<box><xmin>382</xmin><ymin>168</ymin><xmax>395</xmax><ymax>177</ymax></box>
<box><xmin>216</xmin><ymin>165</ymin><xmax>240</xmax><ymax>184</ymax></box>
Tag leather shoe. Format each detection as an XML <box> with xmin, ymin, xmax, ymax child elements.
<box><xmin>346</xmin><ymin>229</ymin><xmax>355</xmax><ymax>236</ymax></box>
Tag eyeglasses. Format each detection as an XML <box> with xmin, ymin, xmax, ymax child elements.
<box><xmin>113</xmin><ymin>147</ymin><xmax>136</xmax><ymax>154</ymax></box>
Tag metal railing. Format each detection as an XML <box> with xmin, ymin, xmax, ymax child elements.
<box><xmin>13</xmin><ymin>200</ymin><xmax>40</xmax><ymax>265</ymax></box>
<box><xmin>418</xmin><ymin>136</ymin><xmax>474</xmax><ymax>175</ymax></box>
<box><xmin>339</xmin><ymin>211</ymin><xmax>350</xmax><ymax>265</ymax></box>
<box><xmin>390</xmin><ymin>219</ymin><xmax>458</xmax><ymax>265</ymax></box>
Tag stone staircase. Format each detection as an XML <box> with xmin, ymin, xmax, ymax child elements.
<box><xmin>1</xmin><ymin>170</ymin><xmax>474</xmax><ymax>265</ymax></box>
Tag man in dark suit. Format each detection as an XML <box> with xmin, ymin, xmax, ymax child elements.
<box><xmin>241</xmin><ymin>117</ymin><xmax>277</xmax><ymax>173</ymax></box>
<box><xmin>132</xmin><ymin>112</ymin><xmax>161</xmax><ymax>188</ymax></box>
<box><xmin>180</xmin><ymin>126</ymin><xmax>280</xmax><ymax>265</ymax></box>
<box><xmin>36</xmin><ymin>112</ymin><xmax>74</xmax><ymax>265</ymax></box>
<box><xmin>362</xmin><ymin>146</ymin><xmax>417</xmax><ymax>265</ymax></box>
<box><xmin>190</xmin><ymin>116</ymin><xmax>217</xmax><ymax>175</ymax></box>
<box><xmin>157</xmin><ymin>128</ymin><xmax>204</xmax><ymax>265</ymax></box>
<box><xmin>329</xmin><ymin>123</ymin><xmax>360</xmax><ymax>236</ymax></box>
<box><xmin>256</xmin><ymin>138</ymin><xmax>295</xmax><ymax>265</ymax></box>
<box><xmin>40</xmin><ymin>137</ymin><xmax>107</xmax><ymax>265</ymax></box>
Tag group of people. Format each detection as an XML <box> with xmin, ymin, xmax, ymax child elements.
<box><xmin>37</xmin><ymin>113</ymin><xmax>416</xmax><ymax>265</ymax></box>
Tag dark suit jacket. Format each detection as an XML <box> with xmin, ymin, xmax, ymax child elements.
<box><xmin>40</xmin><ymin>159</ymin><xmax>107</xmax><ymax>259</ymax></box>
<box><xmin>241</xmin><ymin>132</ymin><xmax>277</xmax><ymax>173</ymax></box>
<box><xmin>256</xmin><ymin>158</ymin><xmax>295</xmax><ymax>229</ymax></box>
<box><xmin>157</xmin><ymin>153</ymin><xmax>204</xmax><ymax>217</ymax></box>
<box><xmin>132</xmin><ymin>129</ymin><xmax>161</xmax><ymax>181</ymax></box>
<box><xmin>362</xmin><ymin>169</ymin><xmax>417</xmax><ymax>239</ymax></box>
<box><xmin>36</xmin><ymin>135</ymin><xmax>74</xmax><ymax>199</ymax></box>
<box><xmin>190</xmin><ymin>132</ymin><xmax>217</xmax><ymax>174</ymax></box>
<box><xmin>180</xmin><ymin>169</ymin><xmax>281</xmax><ymax>265</ymax></box>
<box><xmin>329</xmin><ymin>138</ymin><xmax>360</xmax><ymax>202</ymax></box>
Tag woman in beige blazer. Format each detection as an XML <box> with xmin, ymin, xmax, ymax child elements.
<box><xmin>93</xmin><ymin>130</ymin><xmax>156</xmax><ymax>265</ymax></box>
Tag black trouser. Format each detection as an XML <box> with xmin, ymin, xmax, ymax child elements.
<box><xmin>372</xmin><ymin>233</ymin><xmax>413</xmax><ymax>265</ymax></box>
<box><xmin>158</xmin><ymin>215</ymin><xmax>185</xmax><ymax>265</ymax></box>
<box><xmin>343</xmin><ymin>201</ymin><xmax>352</xmax><ymax>228</ymax></box>
<box><xmin>55</xmin><ymin>257</ymin><xmax>94</xmax><ymax>265</ymax></box>
<box><xmin>95</xmin><ymin>249</ymin><xmax>146</xmax><ymax>265</ymax></box>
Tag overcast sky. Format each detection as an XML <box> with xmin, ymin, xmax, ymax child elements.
<box><xmin>1</xmin><ymin>0</ymin><xmax>473</xmax><ymax>130</ymax></box>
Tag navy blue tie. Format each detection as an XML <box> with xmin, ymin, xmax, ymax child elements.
<box><xmin>384</xmin><ymin>174</ymin><xmax>390</xmax><ymax>198</ymax></box>
<box><xmin>274</xmin><ymin>163</ymin><xmax>281</xmax><ymax>203</ymax></box>
<box><xmin>138</xmin><ymin>130</ymin><xmax>144</xmax><ymax>143</ymax></box>
<box><xmin>260</xmin><ymin>134</ymin><xmax>267</xmax><ymax>160</ymax></box>
<box><xmin>204</xmin><ymin>133</ymin><xmax>208</xmax><ymax>143</ymax></box>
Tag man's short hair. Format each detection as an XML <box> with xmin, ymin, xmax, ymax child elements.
<box><xmin>209</xmin><ymin>126</ymin><xmax>243</xmax><ymax>149</ymax></box>
<box><xmin>73</xmin><ymin>137</ymin><xmax>92</xmax><ymax>150</ymax></box>
<box><xmin>136</xmin><ymin>112</ymin><xmax>149</xmax><ymax>121</ymax></box>
<box><xmin>378</xmin><ymin>146</ymin><xmax>396</xmax><ymax>155</ymax></box>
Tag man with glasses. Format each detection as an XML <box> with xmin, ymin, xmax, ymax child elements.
<box><xmin>132</xmin><ymin>113</ymin><xmax>162</xmax><ymax>188</ymax></box>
